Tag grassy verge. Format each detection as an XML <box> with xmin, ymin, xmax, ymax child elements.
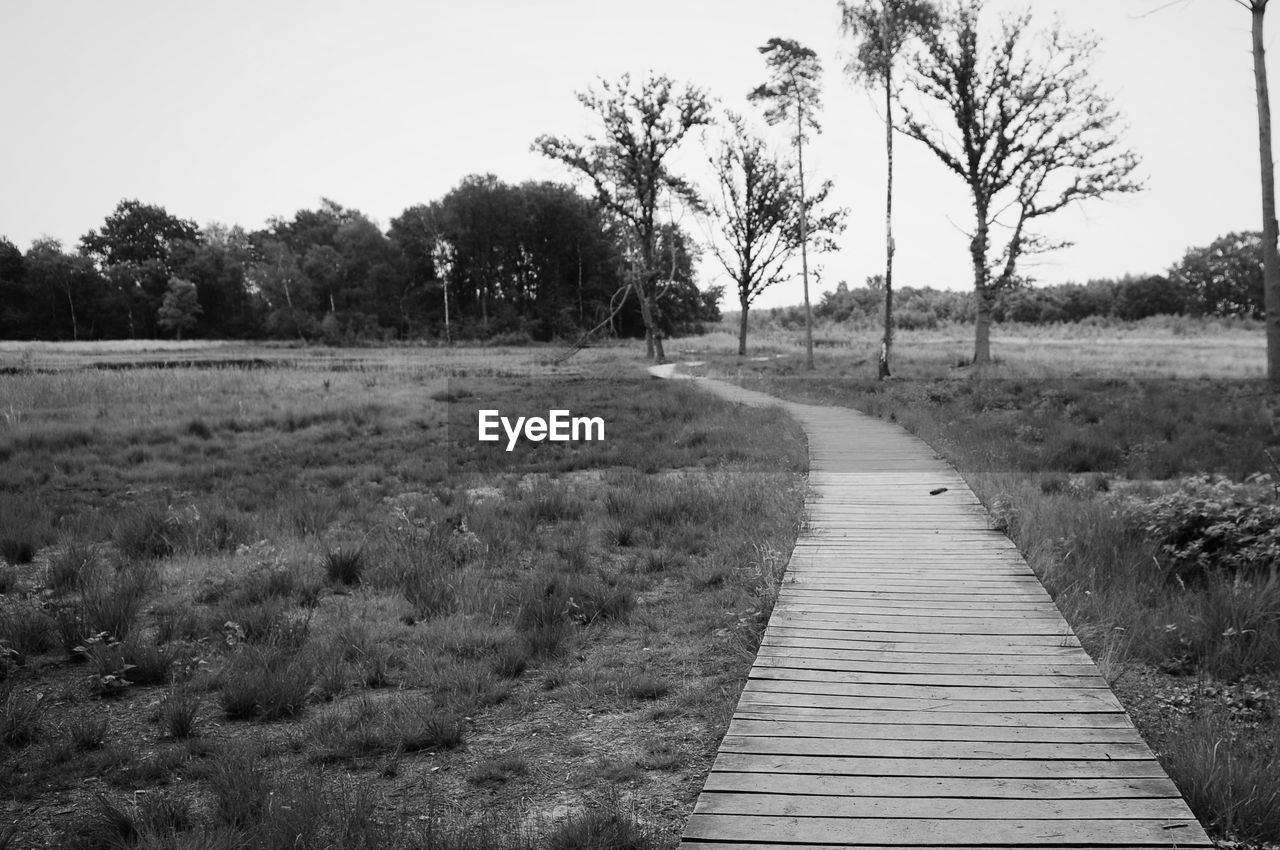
<box><xmin>693</xmin><ymin>340</ymin><xmax>1280</xmax><ymax>848</ymax></box>
<box><xmin>0</xmin><ymin>348</ymin><xmax>806</xmax><ymax>848</ymax></box>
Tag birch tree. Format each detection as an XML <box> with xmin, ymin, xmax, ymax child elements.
<box><xmin>1235</xmin><ymin>0</ymin><xmax>1280</xmax><ymax>386</ymax></box>
<box><xmin>839</xmin><ymin>0</ymin><xmax>939</xmax><ymax>378</ymax></box>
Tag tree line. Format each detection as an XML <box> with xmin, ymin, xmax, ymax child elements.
<box><xmin>810</xmin><ymin>226</ymin><xmax>1266</xmax><ymax>330</ymax></box>
<box><xmin>0</xmin><ymin>188</ymin><xmax>718</xmax><ymax>344</ymax></box>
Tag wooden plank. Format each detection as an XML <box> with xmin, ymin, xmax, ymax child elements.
<box><xmin>692</xmin><ymin>792</ymin><xmax>1197</xmax><ymax>820</ymax></box>
<box><xmin>761</xmin><ymin>627</ymin><xmax>1082</xmax><ymax>647</ymax></box>
<box><xmin>683</xmin><ymin>814</ymin><xmax>1208</xmax><ymax>846</ymax></box>
<box><xmin>682</xmin><ymin>844</ymin><xmax>1206</xmax><ymax>850</ymax></box>
<box><xmin>725</xmin><ymin>718</ymin><xmax>1148</xmax><ymax>744</ymax></box>
<box><xmin>701</xmin><ymin>771</ymin><xmax>1184</xmax><ymax>800</ymax></box>
<box><xmin>741</xmin><ymin>679</ymin><xmax>1119</xmax><ymax>702</ymax></box>
<box><xmin>731</xmin><ymin>707</ymin><xmax>1134</xmax><ymax>729</ymax></box>
<box><xmin>709</xmin><ymin>752</ymin><xmax>1173</xmax><ymax>779</ymax></box>
<box><xmin>736</xmin><ymin>691</ymin><xmax>1122</xmax><ymax>714</ymax></box>
<box><xmin>747</xmin><ymin>666</ymin><xmax>1107</xmax><ymax>689</ymax></box>
<box><xmin>751</xmin><ymin>651</ymin><xmax>1100</xmax><ymax>674</ymax></box>
<box><xmin>757</xmin><ymin>638</ymin><xmax>1090</xmax><ymax>659</ymax></box>
<box><xmin>715</xmin><ymin>735</ymin><xmax>1154</xmax><ymax>761</ymax></box>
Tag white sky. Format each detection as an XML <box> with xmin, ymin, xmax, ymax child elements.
<box><xmin>0</xmin><ymin>0</ymin><xmax>1268</xmax><ymax>309</ymax></box>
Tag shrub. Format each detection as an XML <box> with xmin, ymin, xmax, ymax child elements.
<box><xmin>1122</xmin><ymin>475</ymin><xmax>1280</xmax><ymax>582</ymax></box>
<box><xmin>0</xmin><ymin>564</ymin><xmax>15</xmax><ymax>594</ymax></box>
<box><xmin>0</xmin><ymin>538</ymin><xmax>35</xmax><ymax>565</ymax></box>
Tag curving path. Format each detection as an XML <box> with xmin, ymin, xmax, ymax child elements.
<box><xmin>650</xmin><ymin>366</ymin><xmax>1211</xmax><ymax>850</ymax></box>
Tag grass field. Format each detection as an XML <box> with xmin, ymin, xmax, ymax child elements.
<box><xmin>691</xmin><ymin>316</ymin><xmax>1280</xmax><ymax>847</ymax></box>
<box><xmin>4</xmin><ymin>321</ymin><xmax>1279</xmax><ymax>847</ymax></box>
<box><xmin>0</xmin><ymin>342</ymin><xmax>807</xmax><ymax>848</ymax></box>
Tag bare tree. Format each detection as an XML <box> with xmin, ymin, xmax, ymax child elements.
<box><xmin>705</xmin><ymin>113</ymin><xmax>845</xmax><ymax>356</ymax></box>
<box><xmin>1234</xmin><ymin>0</ymin><xmax>1280</xmax><ymax>386</ymax></box>
<box><xmin>840</xmin><ymin>0</ymin><xmax>939</xmax><ymax>379</ymax></box>
<box><xmin>750</xmin><ymin>38</ymin><xmax>825</xmax><ymax>370</ymax></box>
<box><xmin>534</xmin><ymin>73</ymin><xmax>712</xmax><ymax>363</ymax></box>
<box><xmin>898</xmin><ymin>1</ymin><xmax>1142</xmax><ymax>365</ymax></box>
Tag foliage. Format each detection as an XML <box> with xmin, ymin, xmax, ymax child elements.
<box><xmin>156</xmin><ymin>277</ymin><xmax>202</xmax><ymax>339</ymax></box>
<box><xmin>1168</xmin><ymin>231</ymin><xmax>1265</xmax><ymax>318</ymax></box>
<box><xmin>535</xmin><ymin>72</ymin><xmax>713</xmax><ymax>359</ymax></box>
<box><xmin>1120</xmin><ymin>475</ymin><xmax>1280</xmax><ymax>582</ymax></box>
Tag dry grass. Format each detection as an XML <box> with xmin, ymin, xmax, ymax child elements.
<box><xmin>0</xmin><ymin>343</ymin><xmax>805</xmax><ymax>848</ymax></box>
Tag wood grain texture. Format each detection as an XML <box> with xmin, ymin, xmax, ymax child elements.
<box><xmin>651</xmin><ymin>371</ymin><xmax>1210</xmax><ymax>849</ymax></box>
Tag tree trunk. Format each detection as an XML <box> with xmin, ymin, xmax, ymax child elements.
<box><xmin>1253</xmin><ymin>1</ymin><xmax>1280</xmax><ymax>388</ymax></box>
<box><xmin>65</xmin><ymin>284</ymin><xmax>78</xmax><ymax>341</ymax></box>
<box><xmin>442</xmin><ymin>278</ymin><xmax>451</xmax><ymax>346</ymax></box>
<box><xmin>739</xmin><ymin>294</ymin><xmax>750</xmax><ymax>356</ymax></box>
<box><xmin>970</xmin><ymin>207</ymin><xmax>992</xmax><ymax>365</ymax></box>
<box><xmin>635</xmin><ymin>239</ymin><xmax>666</xmax><ymax>363</ymax></box>
<box><xmin>879</xmin><ymin>66</ymin><xmax>895</xmax><ymax>381</ymax></box>
<box><xmin>797</xmin><ymin>104</ymin><xmax>814</xmax><ymax>371</ymax></box>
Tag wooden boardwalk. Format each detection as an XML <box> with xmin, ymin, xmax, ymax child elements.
<box><xmin>656</xmin><ymin>369</ymin><xmax>1210</xmax><ymax>850</ymax></box>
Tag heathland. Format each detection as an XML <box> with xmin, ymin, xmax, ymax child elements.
<box><xmin>0</xmin><ymin>342</ymin><xmax>806</xmax><ymax>848</ymax></box>
<box><xmin>2</xmin><ymin>317</ymin><xmax>1279</xmax><ymax>847</ymax></box>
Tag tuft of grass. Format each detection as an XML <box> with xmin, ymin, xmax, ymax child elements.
<box><xmin>186</xmin><ymin>418</ymin><xmax>212</xmax><ymax>440</ymax></box>
<box><xmin>62</xmin><ymin>794</ymin><xmax>140</xmax><ymax>850</ymax></box>
<box><xmin>325</xmin><ymin>546</ymin><xmax>365</xmax><ymax>586</ymax></box>
<box><xmin>625</xmin><ymin>674</ymin><xmax>670</xmax><ymax>702</ymax></box>
<box><xmin>542</xmin><ymin>801</ymin><xmax>658</xmax><ymax>850</ymax></box>
<box><xmin>67</xmin><ymin>712</ymin><xmax>108</xmax><ymax>751</ymax></box>
<box><xmin>111</xmin><ymin>505</ymin><xmax>174</xmax><ymax>560</ymax></box>
<box><xmin>1165</xmin><ymin>711</ymin><xmax>1280</xmax><ymax>844</ymax></box>
<box><xmin>204</xmin><ymin>744</ymin><xmax>272</xmax><ymax>829</ymax></box>
<box><xmin>219</xmin><ymin>644</ymin><xmax>314</xmax><ymax>721</ymax></box>
<box><xmin>0</xmin><ymin>601</ymin><xmax>54</xmax><ymax>657</ymax></box>
<box><xmin>467</xmin><ymin>753</ymin><xmax>528</xmax><ymax>788</ymax></box>
<box><xmin>136</xmin><ymin>788</ymin><xmax>194</xmax><ymax>835</ymax></box>
<box><xmin>1</xmin><ymin>686</ymin><xmax>41</xmax><ymax>748</ymax></box>
<box><xmin>47</xmin><ymin>543</ymin><xmax>99</xmax><ymax>593</ymax></box>
<box><xmin>159</xmin><ymin>689</ymin><xmax>201</xmax><ymax>739</ymax></box>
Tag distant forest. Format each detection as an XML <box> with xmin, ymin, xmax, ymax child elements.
<box><xmin>0</xmin><ymin>188</ymin><xmax>1263</xmax><ymax>343</ymax></box>
<box><xmin>0</xmin><ymin>181</ymin><xmax>720</xmax><ymax>344</ymax></box>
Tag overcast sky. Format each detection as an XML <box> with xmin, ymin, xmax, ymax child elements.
<box><xmin>0</xmin><ymin>0</ymin><xmax>1268</xmax><ymax>308</ymax></box>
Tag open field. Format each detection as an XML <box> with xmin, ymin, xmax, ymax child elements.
<box><xmin>689</xmin><ymin>317</ymin><xmax>1280</xmax><ymax>847</ymax></box>
<box><xmin>0</xmin><ymin>342</ymin><xmax>807</xmax><ymax>848</ymax></box>
<box><xmin>700</xmin><ymin>315</ymin><xmax>1268</xmax><ymax>379</ymax></box>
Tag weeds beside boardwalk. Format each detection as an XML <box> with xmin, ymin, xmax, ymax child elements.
<box><xmin>0</xmin><ymin>345</ymin><xmax>807</xmax><ymax>848</ymax></box>
<box><xmin>691</xmin><ymin>322</ymin><xmax>1280</xmax><ymax>848</ymax></box>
